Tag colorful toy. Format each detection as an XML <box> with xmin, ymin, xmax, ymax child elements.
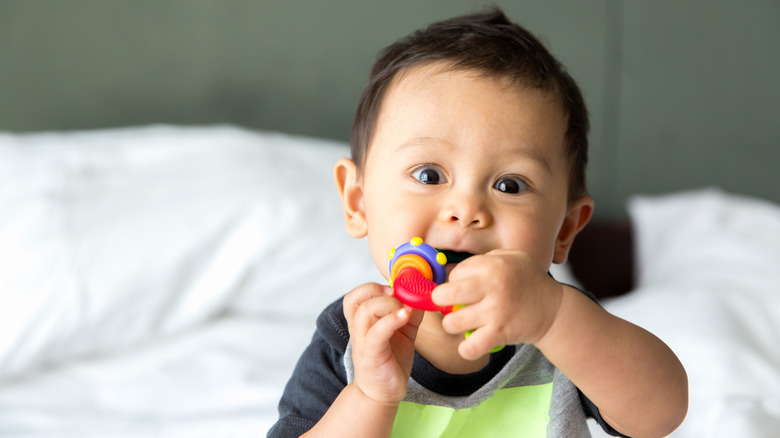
<box><xmin>388</xmin><ymin>237</ymin><xmax>505</xmax><ymax>353</ymax></box>
<box><xmin>388</xmin><ymin>237</ymin><xmax>454</xmax><ymax>313</ymax></box>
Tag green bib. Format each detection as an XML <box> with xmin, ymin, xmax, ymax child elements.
<box><xmin>391</xmin><ymin>383</ymin><xmax>553</xmax><ymax>437</ymax></box>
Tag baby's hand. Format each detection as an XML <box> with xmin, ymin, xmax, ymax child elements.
<box><xmin>432</xmin><ymin>250</ymin><xmax>564</xmax><ymax>360</ymax></box>
<box><xmin>342</xmin><ymin>283</ymin><xmax>423</xmax><ymax>406</ymax></box>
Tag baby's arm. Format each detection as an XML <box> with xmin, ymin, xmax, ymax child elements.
<box><xmin>535</xmin><ymin>284</ymin><xmax>688</xmax><ymax>437</ymax></box>
<box><xmin>434</xmin><ymin>250</ymin><xmax>687</xmax><ymax>437</ymax></box>
<box><xmin>303</xmin><ymin>283</ymin><xmax>422</xmax><ymax>437</ymax></box>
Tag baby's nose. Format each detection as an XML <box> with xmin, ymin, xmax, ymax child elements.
<box><xmin>438</xmin><ymin>192</ymin><xmax>491</xmax><ymax>228</ymax></box>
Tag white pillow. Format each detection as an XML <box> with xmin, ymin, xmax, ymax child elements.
<box><xmin>0</xmin><ymin>125</ymin><xmax>379</xmax><ymax>379</ymax></box>
<box><xmin>630</xmin><ymin>187</ymin><xmax>780</xmax><ymax>290</ymax></box>
<box><xmin>598</xmin><ymin>188</ymin><xmax>780</xmax><ymax>437</ymax></box>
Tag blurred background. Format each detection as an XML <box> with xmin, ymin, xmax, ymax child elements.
<box><xmin>1</xmin><ymin>0</ymin><xmax>778</xmax><ymax>218</ymax></box>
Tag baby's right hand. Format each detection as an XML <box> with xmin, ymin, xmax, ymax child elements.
<box><xmin>343</xmin><ymin>283</ymin><xmax>423</xmax><ymax>407</ymax></box>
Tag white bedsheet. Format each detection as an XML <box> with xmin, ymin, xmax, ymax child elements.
<box><xmin>0</xmin><ymin>314</ymin><xmax>314</xmax><ymax>436</ymax></box>
<box><xmin>0</xmin><ymin>125</ymin><xmax>378</xmax><ymax>436</ymax></box>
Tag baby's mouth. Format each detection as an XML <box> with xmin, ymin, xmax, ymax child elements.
<box><xmin>436</xmin><ymin>249</ymin><xmax>475</xmax><ymax>278</ymax></box>
<box><xmin>437</xmin><ymin>249</ymin><xmax>475</xmax><ymax>264</ymax></box>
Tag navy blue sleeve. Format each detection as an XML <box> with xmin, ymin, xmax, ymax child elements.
<box><xmin>267</xmin><ymin>299</ymin><xmax>350</xmax><ymax>438</ymax></box>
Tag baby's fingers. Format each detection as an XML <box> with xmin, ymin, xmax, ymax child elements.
<box><xmin>431</xmin><ymin>279</ymin><xmax>483</xmax><ymax>309</ymax></box>
<box><xmin>458</xmin><ymin>326</ymin><xmax>503</xmax><ymax>361</ymax></box>
<box><xmin>343</xmin><ymin>283</ymin><xmax>393</xmax><ymax>327</ymax></box>
<box><xmin>370</xmin><ymin>308</ymin><xmax>414</xmax><ymax>352</ymax></box>
<box><xmin>440</xmin><ymin>303</ymin><xmax>482</xmax><ymax>335</ymax></box>
<box><xmin>352</xmin><ymin>295</ymin><xmax>407</xmax><ymax>340</ymax></box>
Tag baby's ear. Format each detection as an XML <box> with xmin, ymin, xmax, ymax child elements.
<box><xmin>334</xmin><ymin>158</ymin><xmax>368</xmax><ymax>238</ymax></box>
<box><xmin>553</xmin><ymin>196</ymin><xmax>594</xmax><ymax>264</ymax></box>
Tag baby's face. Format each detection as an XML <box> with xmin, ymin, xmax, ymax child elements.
<box><xmin>359</xmin><ymin>63</ymin><xmax>575</xmax><ymax>279</ymax></box>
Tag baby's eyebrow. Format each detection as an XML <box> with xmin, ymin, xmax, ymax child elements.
<box><xmin>507</xmin><ymin>146</ymin><xmax>553</xmax><ymax>174</ymax></box>
<box><xmin>395</xmin><ymin>136</ymin><xmax>447</xmax><ymax>152</ymax></box>
<box><xmin>395</xmin><ymin>136</ymin><xmax>554</xmax><ymax>174</ymax></box>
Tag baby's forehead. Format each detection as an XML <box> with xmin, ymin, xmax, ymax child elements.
<box><xmin>381</xmin><ymin>62</ymin><xmax>566</xmax><ymax>118</ymax></box>
<box><xmin>368</xmin><ymin>64</ymin><xmax>569</xmax><ymax>164</ymax></box>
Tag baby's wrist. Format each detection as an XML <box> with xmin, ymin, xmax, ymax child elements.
<box><xmin>533</xmin><ymin>283</ymin><xmax>583</xmax><ymax>348</ymax></box>
<box><xmin>350</xmin><ymin>381</ymin><xmax>404</xmax><ymax>410</ymax></box>
<box><xmin>525</xmin><ymin>281</ymin><xmax>567</xmax><ymax>345</ymax></box>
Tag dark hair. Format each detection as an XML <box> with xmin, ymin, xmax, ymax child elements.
<box><xmin>350</xmin><ymin>7</ymin><xmax>590</xmax><ymax>200</ymax></box>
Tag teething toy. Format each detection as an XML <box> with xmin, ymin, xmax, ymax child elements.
<box><xmin>388</xmin><ymin>237</ymin><xmax>454</xmax><ymax>314</ymax></box>
<box><xmin>388</xmin><ymin>237</ymin><xmax>505</xmax><ymax>353</ymax></box>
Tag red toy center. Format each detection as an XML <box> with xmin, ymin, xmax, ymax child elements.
<box><xmin>393</xmin><ymin>267</ymin><xmax>453</xmax><ymax>314</ymax></box>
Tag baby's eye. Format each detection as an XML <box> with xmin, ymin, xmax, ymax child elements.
<box><xmin>412</xmin><ymin>167</ymin><xmax>447</xmax><ymax>185</ymax></box>
<box><xmin>493</xmin><ymin>176</ymin><xmax>528</xmax><ymax>194</ymax></box>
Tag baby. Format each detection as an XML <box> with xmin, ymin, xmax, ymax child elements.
<box><xmin>269</xmin><ymin>8</ymin><xmax>687</xmax><ymax>437</ymax></box>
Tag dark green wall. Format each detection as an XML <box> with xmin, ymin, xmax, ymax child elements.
<box><xmin>1</xmin><ymin>1</ymin><xmax>778</xmax><ymax>218</ymax></box>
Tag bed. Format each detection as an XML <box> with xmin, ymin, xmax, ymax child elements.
<box><xmin>1</xmin><ymin>125</ymin><xmax>778</xmax><ymax>437</ymax></box>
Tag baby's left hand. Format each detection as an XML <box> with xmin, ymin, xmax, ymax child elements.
<box><xmin>432</xmin><ymin>250</ymin><xmax>564</xmax><ymax>360</ymax></box>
